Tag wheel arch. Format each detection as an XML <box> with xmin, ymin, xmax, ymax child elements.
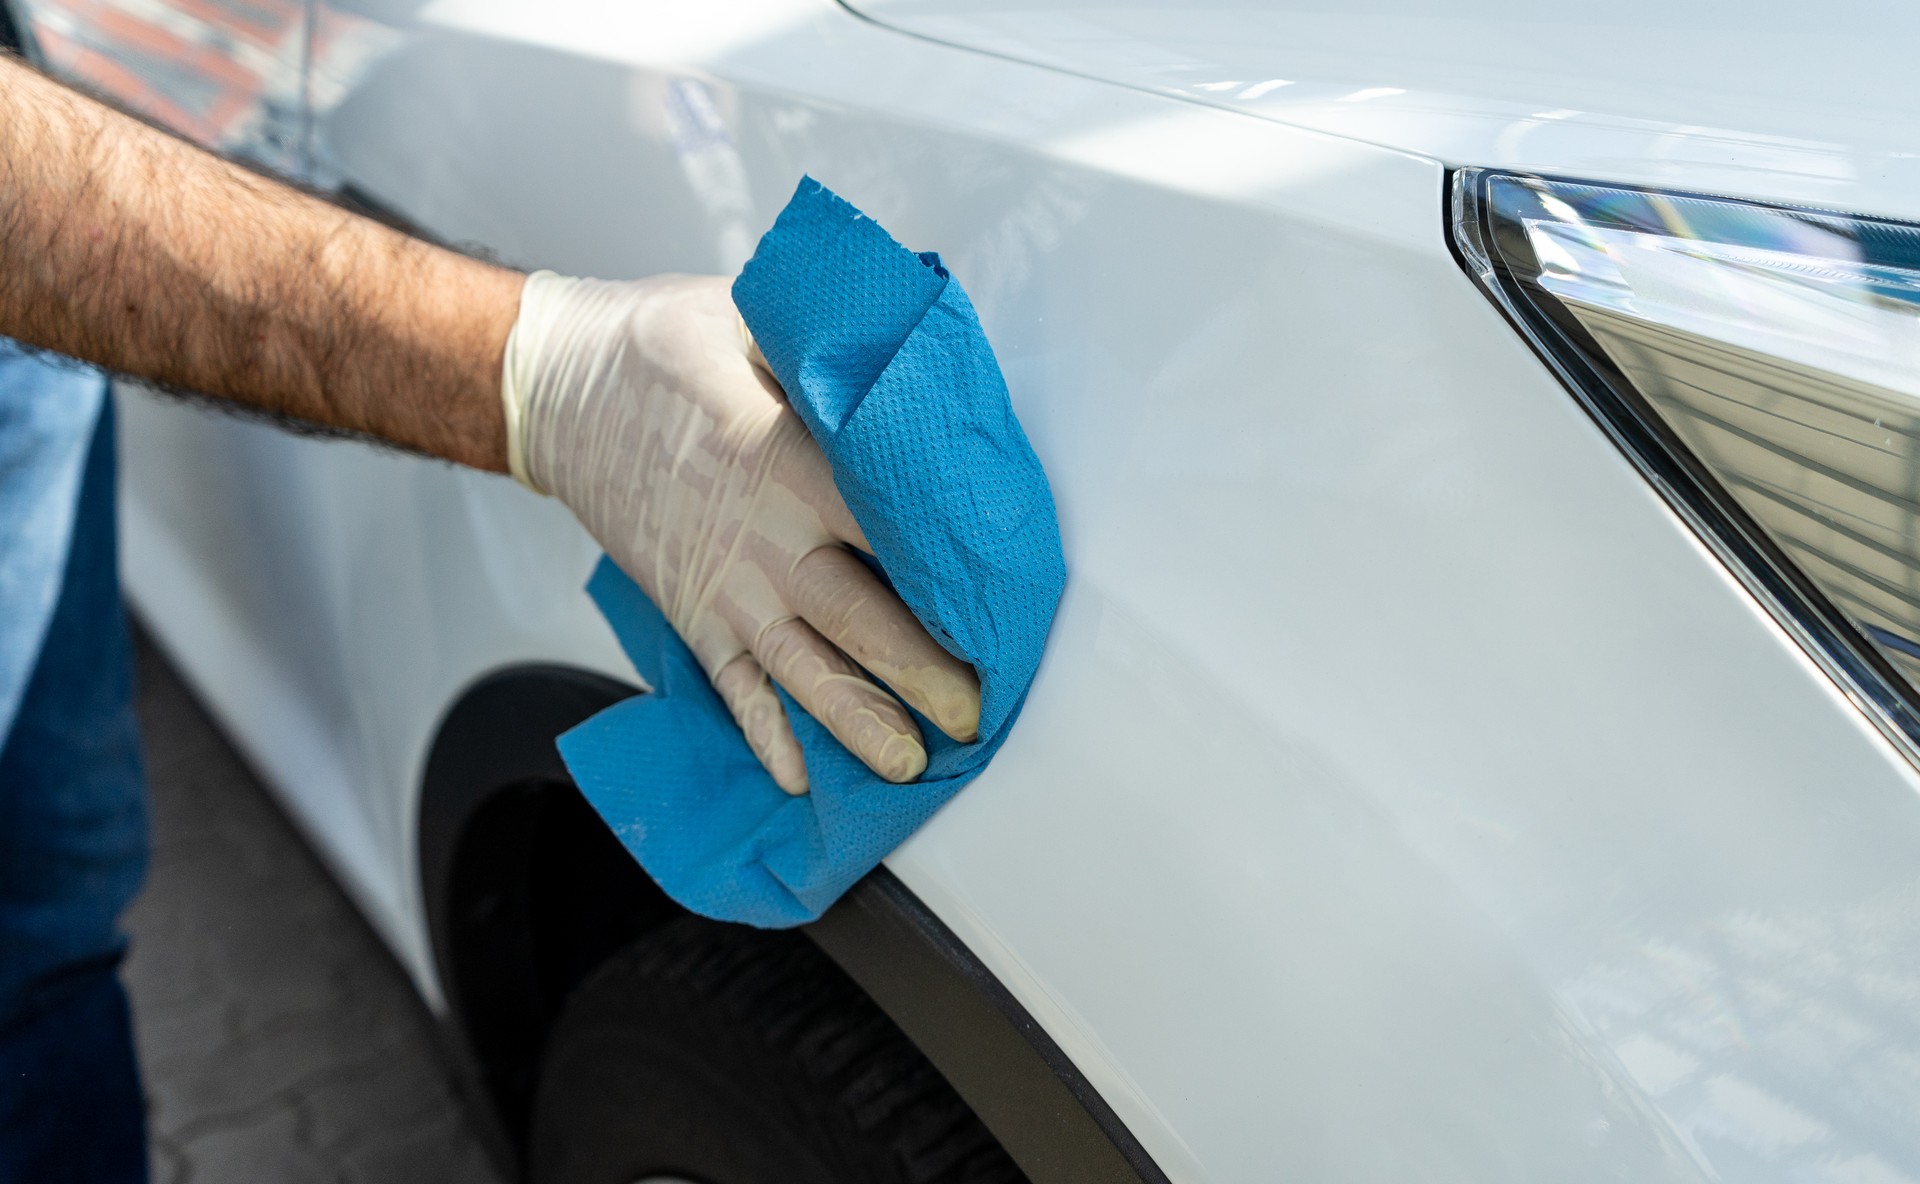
<box><xmin>418</xmin><ymin>663</ymin><xmax>1169</xmax><ymax>1184</ymax></box>
<box><xmin>417</xmin><ymin>664</ymin><xmax>681</xmax><ymax>1153</ymax></box>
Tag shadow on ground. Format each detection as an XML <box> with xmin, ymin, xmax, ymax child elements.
<box><xmin>125</xmin><ymin>625</ymin><xmax>505</xmax><ymax>1184</ymax></box>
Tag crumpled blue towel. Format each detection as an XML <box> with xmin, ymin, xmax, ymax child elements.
<box><xmin>556</xmin><ymin>178</ymin><xmax>1067</xmax><ymax>927</ymax></box>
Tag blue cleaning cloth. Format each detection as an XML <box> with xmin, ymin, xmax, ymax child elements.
<box><xmin>557</xmin><ymin>178</ymin><xmax>1067</xmax><ymax>927</ymax></box>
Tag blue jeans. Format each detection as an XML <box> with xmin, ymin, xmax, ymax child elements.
<box><xmin>0</xmin><ymin>347</ymin><xmax>148</xmax><ymax>1183</ymax></box>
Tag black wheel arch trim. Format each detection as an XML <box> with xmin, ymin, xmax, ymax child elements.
<box><xmin>419</xmin><ymin>662</ymin><xmax>1170</xmax><ymax>1184</ymax></box>
<box><xmin>808</xmin><ymin>868</ymin><xmax>1174</xmax><ymax>1184</ymax></box>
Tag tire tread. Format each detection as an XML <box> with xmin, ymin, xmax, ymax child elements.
<box><xmin>531</xmin><ymin>915</ymin><xmax>1027</xmax><ymax>1184</ymax></box>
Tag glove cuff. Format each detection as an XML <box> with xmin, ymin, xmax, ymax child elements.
<box><xmin>500</xmin><ymin>270</ymin><xmax>569</xmax><ymax>495</ymax></box>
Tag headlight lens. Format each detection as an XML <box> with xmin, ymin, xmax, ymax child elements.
<box><xmin>1453</xmin><ymin>169</ymin><xmax>1920</xmax><ymax>757</ymax></box>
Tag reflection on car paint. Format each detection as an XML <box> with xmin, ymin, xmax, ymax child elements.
<box><xmin>16</xmin><ymin>0</ymin><xmax>397</xmax><ymax>176</ymax></box>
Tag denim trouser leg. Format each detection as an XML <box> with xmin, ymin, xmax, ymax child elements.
<box><xmin>0</xmin><ymin>360</ymin><xmax>149</xmax><ymax>1184</ymax></box>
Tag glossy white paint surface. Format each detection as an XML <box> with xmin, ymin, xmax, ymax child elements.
<box><xmin>105</xmin><ymin>0</ymin><xmax>1920</xmax><ymax>1180</ymax></box>
<box><xmin>855</xmin><ymin>0</ymin><xmax>1920</xmax><ymax>221</ymax></box>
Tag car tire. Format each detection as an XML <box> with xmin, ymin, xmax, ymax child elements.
<box><xmin>527</xmin><ymin>915</ymin><xmax>1027</xmax><ymax>1184</ymax></box>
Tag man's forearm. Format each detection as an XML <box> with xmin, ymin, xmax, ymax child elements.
<box><xmin>0</xmin><ymin>55</ymin><xmax>523</xmax><ymax>471</ymax></box>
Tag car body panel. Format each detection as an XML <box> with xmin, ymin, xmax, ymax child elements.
<box><xmin>31</xmin><ymin>0</ymin><xmax>1920</xmax><ymax>1178</ymax></box>
<box><xmin>115</xmin><ymin>403</ymin><xmax>624</xmax><ymax>964</ymax></box>
<box><xmin>850</xmin><ymin>0</ymin><xmax>1920</xmax><ymax>221</ymax></box>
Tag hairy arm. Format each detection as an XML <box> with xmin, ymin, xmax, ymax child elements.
<box><xmin>0</xmin><ymin>54</ymin><xmax>523</xmax><ymax>471</ymax></box>
<box><xmin>0</xmin><ymin>56</ymin><xmax>985</xmax><ymax>789</ymax></box>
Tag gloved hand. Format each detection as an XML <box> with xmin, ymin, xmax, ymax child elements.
<box><xmin>499</xmin><ymin>272</ymin><xmax>981</xmax><ymax>795</ymax></box>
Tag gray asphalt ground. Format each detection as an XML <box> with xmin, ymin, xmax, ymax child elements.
<box><xmin>125</xmin><ymin>624</ymin><xmax>507</xmax><ymax>1184</ymax></box>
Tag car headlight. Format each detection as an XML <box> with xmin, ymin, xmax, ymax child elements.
<box><xmin>1453</xmin><ymin>169</ymin><xmax>1920</xmax><ymax>759</ymax></box>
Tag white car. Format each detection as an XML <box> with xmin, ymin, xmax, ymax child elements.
<box><xmin>12</xmin><ymin>0</ymin><xmax>1920</xmax><ymax>1180</ymax></box>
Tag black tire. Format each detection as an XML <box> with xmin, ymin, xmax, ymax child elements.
<box><xmin>528</xmin><ymin>916</ymin><xmax>1028</xmax><ymax>1184</ymax></box>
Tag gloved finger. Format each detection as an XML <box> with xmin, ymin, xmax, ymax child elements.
<box><xmin>711</xmin><ymin>651</ymin><xmax>810</xmax><ymax>795</ymax></box>
<box><xmin>788</xmin><ymin>545</ymin><xmax>981</xmax><ymax>743</ymax></box>
<box><xmin>765</xmin><ymin>399</ymin><xmax>874</xmax><ymax>555</ymax></box>
<box><xmin>791</xmin><ymin>441</ymin><xmax>871</xmax><ymax>554</ymax></box>
<box><xmin>741</xmin><ymin>328</ymin><xmax>873</xmax><ymax>558</ymax></box>
<box><xmin>742</xmin><ymin>321</ymin><xmax>771</xmax><ymax>375</ymax></box>
<box><xmin>753</xmin><ymin>615</ymin><xmax>928</xmax><ymax>784</ymax></box>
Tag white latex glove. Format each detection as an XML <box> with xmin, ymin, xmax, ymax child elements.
<box><xmin>500</xmin><ymin>272</ymin><xmax>981</xmax><ymax>795</ymax></box>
